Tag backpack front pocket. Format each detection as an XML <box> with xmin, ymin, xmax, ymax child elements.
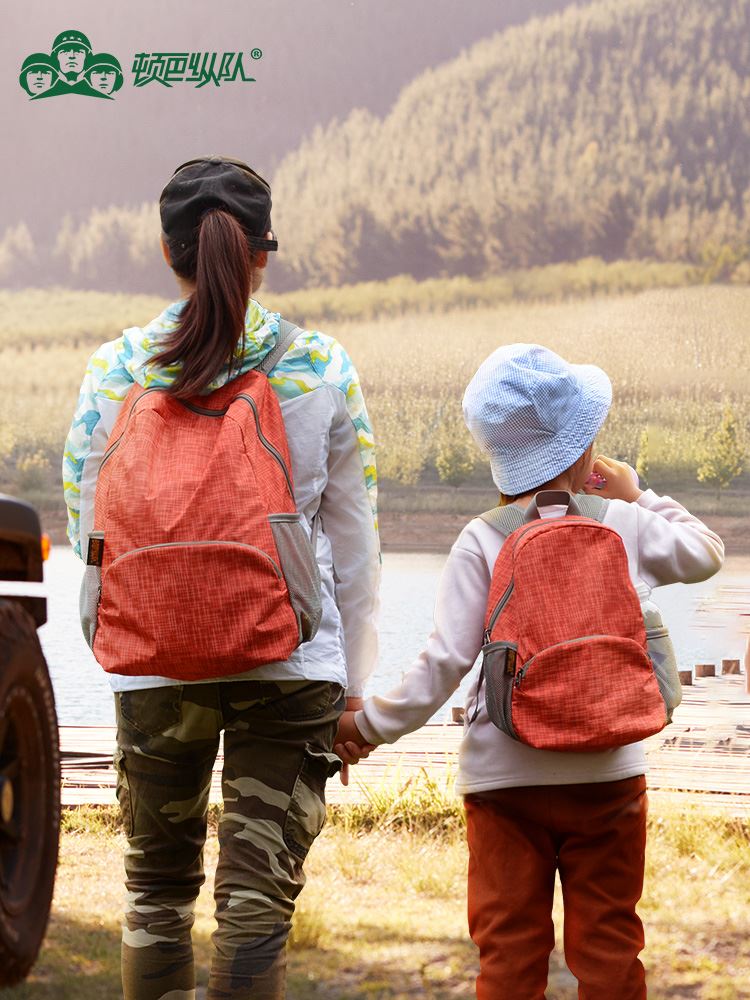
<box><xmin>94</xmin><ymin>540</ymin><xmax>299</xmax><ymax>678</ymax></box>
<box><xmin>511</xmin><ymin>635</ymin><xmax>667</xmax><ymax>751</ymax></box>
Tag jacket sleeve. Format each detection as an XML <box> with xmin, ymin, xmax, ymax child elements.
<box><xmin>319</xmin><ymin>384</ymin><xmax>381</xmax><ymax>697</ymax></box>
<box><xmin>62</xmin><ymin>358</ymin><xmax>107</xmax><ymax>559</ymax></box>
<box><xmin>356</xmin><ymin>530</ymin><xmax>489</xmax><ymax>745</ymax></box>
<box><xmin>62</xmin><ymin>340</ymin><xmax>127</xmax><ymax>559</ymax></box>
<box><xmin>634</xmin><ymin>489</ymin><xmax>725</xmax><ymax>588</ymax></box>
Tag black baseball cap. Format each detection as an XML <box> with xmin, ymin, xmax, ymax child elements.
<box><xmin>159</xmin><ymin>156</ymin><xmax>278</xmax><ymax>251</ymax></box>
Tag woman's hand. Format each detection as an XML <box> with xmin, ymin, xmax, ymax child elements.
<box><xmin>583</xmin><ymin>454</ymin><xmax>643</xmax><ymax>503</ymax></box>
<box><xmin>334</xmin><ymin>705</ymin><xmax>377</xmax><ymax>785</ymax></box>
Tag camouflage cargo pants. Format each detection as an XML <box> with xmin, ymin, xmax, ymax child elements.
<box><xmin>113</xmin><ymin>679</ymin><xmax>344</xmax><ymax>1000</ymax></box>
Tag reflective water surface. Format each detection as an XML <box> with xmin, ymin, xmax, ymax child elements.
<box><xmin>40</xmin><ymin>547</ymin><xmax>747</xmax><ymax>726</ymax></box>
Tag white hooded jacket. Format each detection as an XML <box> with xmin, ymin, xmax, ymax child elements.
<box><xmin>62</xmin><ymin>297</ymin><xmax>380</xmax><ymax>695</ymax></box>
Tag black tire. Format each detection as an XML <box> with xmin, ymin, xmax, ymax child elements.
<box><xmin>0</xmin><ymin>599</ymin><xmax>60</xmax><ymax>988</ymax></box>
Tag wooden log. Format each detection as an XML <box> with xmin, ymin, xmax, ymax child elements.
<box><xmin>451</xmin><ymin>706</ymin><xmax>465</xmax><ymax>724</ymax></box>
<box><xmin>722</xmin><ymin>659</ymin><xmax>740</xmax><ymax>675</ymax></box>
<box><xmin>678</xmin><ymin>670</ymin><xmax>693</xmax><ymax>686</ymax></box>
<box><xmin>695</xmin><ymin>663</ymin><xmax>716</xmax><ymax>678</ymax></box>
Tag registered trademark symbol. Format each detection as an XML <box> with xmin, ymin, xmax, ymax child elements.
<box><xmin>251</xmin><ymin>48</ymin><xmax>263</xmax><ymax>60</ymax></box>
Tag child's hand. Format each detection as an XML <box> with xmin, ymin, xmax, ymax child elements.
<box><xmin>334</xmin><ymin>710</ymin><xmax>377</xmax><ymax>785</ymax></box>
<box><xmin>583</xmin><ymin>455</ymin><xmax>642</xmax><ymax>503</ymax></box>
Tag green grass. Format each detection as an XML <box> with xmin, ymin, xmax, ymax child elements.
<box><xmin>4</xmin><ymin>789</ymin><xmax>749</xmax><ymax>999</ymax></box>
<box><xmin>263</xmin><ymin>258</ymin><xmax>703</xmax><ymax>326</ymax></box>
<box><xmin>0</xmin><ymin>260</ymin><xmax>702</xmax><ymax>348</ymax></box>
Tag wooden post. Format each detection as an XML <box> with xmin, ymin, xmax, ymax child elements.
<box><xmin>451</xmin><ymin>706</ymin><xmax>465</xmax><ymax>724</ymax></box>
<box><xmin>721</xmin><ymin>659</ymin><xmax>740</xmax><ymax>675</ymax></box>
<box><xmin>678</xmin><ymin>670</ymin><xmax>693</xmax><ymax>686</ymax></box>
<box><xmin>695</xmin><ymin>663</ymin><xmax>715</xmax><ymax>678</ymax></box>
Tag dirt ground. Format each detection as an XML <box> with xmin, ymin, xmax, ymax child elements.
<box><xmin>2</xmin><ymin>800</ymin><xmax>748</xmax><ymax>1000</ymax></box>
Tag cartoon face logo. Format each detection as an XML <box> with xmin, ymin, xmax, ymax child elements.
<box><xmin>19</xmin><ymin>52</ymin><xmax>57</xmax><ymax>97</ymax></box>
<box><xmin>84</xmin><ymin>54</ymin><xmax>124</xmax><ymax>97</ymax></box>
<box><xmin>27</xmin><ymin>70</ymin><xmax>52</xmax><ymax>94</ymax></box>
<box><xmin>90</xmin><ymin>69</ymin><xmax>115</xmax><ymax>93</ymax></box>
<box><xmin>51</xmin><ymin>30</ymin><xmax>92</xmax><ymax>81</ymax></box>
<box><xmin>20</xmin><ymin>30</ymin><xmax>123</xmax><ymax>100</ymax></box>
<box><xmin>57</xmin><ymin>46</ymin><xmax>87</xmax><ymax>78</ymax></box>
<box><xmin>19</xmin><ymin>53</ymin><xmax>58</xmax><ymax>97</ymax></box>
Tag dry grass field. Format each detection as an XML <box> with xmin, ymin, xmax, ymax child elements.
<box><xmin>327</xmin><ymin>285</ymin><xmax>750</xmax><ymax>488</ymax></box>
<box><xmin>1</xmin><ymin>791</ymin><xmax>747</xmax><ymax>1000</ymax></box>
<box><xmin>0</xmin><ymin>280</ymin><xmax>747</xmax><ymax>534</ymax></box>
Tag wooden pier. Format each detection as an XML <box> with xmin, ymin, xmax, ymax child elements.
<box><xmin>60</xmin><ymin>673</ymin><xmax>750</xmax><ymax>813</ymax></box>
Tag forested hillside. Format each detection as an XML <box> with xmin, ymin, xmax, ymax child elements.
<box><xmin>2</xmin><ymin>0</ymin><xmax>574</xmax><ymax>293</ymax></box>
<box><xmin>7</xmin><ymin>0</ymin><xmax>750</xmax><ymax>292</ymax></box>
<box><xmin>270</xmin><ymin>0</ymin><xmax>750</xmax><ymax>287</ymax></box>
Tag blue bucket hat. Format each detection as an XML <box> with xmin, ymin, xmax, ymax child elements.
<box><xmin>462</xmin><ymin>343</ymin><xmax>612</xmax><ymax>496</ymax></box>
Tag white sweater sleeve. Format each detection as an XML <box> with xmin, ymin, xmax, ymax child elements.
<box><xmin>632</xmin><ymin>489</ymin><xmax>725</xmax><ymax>588</ymax></box>
<box><xmin>319</xmin><ymin>392</ymin><xmax>380</xmax><ymax>697</ymax></box>
<box><xmin>356</xmin><ymin>530</ymin><xmax>489</xmax><ymax>744</ymax></box>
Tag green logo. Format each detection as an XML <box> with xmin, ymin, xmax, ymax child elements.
<box><xmin>19</xmin><ymin>30</ymin><xmax>124</xmax><ymax>100</ymax></box>
<box><xmin>131</xmin><ymin>50</ymin><xmax>261</xmax><ymax>88</ymax></box>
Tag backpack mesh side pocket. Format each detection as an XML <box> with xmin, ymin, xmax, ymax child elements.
<box><xmin>79</xmin><ymin>564</ymin><xmax>101</xmax><ymax>651</ymax></box>
<box><xmin>482</xmin><ymin>641</ymin><xmax>518</xmax><ymax>738</ymax></box>
<box><xmin>269</xmin><ymin>514</ymin><xmax>322</xmax><ymax>644</ymax></box>
<box><xmin>645</xmin><ymin>622</ymin><xmax>681</xmax><ymax>722</ymax></box>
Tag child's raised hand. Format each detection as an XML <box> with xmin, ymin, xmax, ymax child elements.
<box><xmin>583</xmin><ymin>454</ymin><xmax>642</xmax><ymax>503</ymax></box>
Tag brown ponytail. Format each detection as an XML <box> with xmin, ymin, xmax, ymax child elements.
<box><xmin>150</xmin><ymin>209</ymin><xmax>254</xmax><ymax>398</ymax></box>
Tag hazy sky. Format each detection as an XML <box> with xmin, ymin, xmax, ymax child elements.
<box><xmin>2</xmin><ymin>0</ymin><xmax>544</xmax><ymax>235</ymax></box>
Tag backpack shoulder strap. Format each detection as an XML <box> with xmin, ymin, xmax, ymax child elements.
<box><xmin>478</xmin><ymin>505</ymin><xmax>526</xmax><ymax>537</ymax></box>
<box><xmin>573</xmin><ymin>494</ymin><xmax>610</xmax><ymax>522</ymax></box>
<box><xmin>478</xmin><ymin>494</ymin><xmax>608</xmax><ymax>537</ymax></box>
<box><xmin>257</xmin><ymin>318</ymin><xmax>301</xmax><ymax>375</ymax></box>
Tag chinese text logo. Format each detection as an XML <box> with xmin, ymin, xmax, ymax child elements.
<box><xmin>132</xmin><ymin>49</ymin><xmax>262</xmax><ymax>88</ymax></box>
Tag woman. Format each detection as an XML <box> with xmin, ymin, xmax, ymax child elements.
<box><xmin>63</xmin><ymin>155</ymin><xmax>380</xmax><ymax>999</ymax></box>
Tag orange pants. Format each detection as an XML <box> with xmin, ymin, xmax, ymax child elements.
<box><xmin>465</xmin><ymin>775</ymin><xmax>648</xmax><ymax>1000</ymax></box>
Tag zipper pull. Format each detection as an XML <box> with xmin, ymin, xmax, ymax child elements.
<box><xmin>506</xmin><ymin>647</ymin><xmax>517</xmax><ymax>677</ymax></box>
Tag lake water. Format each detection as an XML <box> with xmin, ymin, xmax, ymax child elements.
<box><xmin>40</xmin><ymin>547</ymin><xmax>748</xmax><ymax>726</ymax></box>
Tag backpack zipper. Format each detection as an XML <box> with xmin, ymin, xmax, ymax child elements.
<box><xmin>101</xmin><ymin>387</ymin><xmax>294</xmax><ymax>502</ymax></box>
<box><xmin>513</xmin><ymin>633</ymin><xmax>626</xmax><ymax>688</ymax></box>
<box><xmin>483</xmin><ymin>521</ymin><xmax>557</xmax><ymax>643</ymax></box>
<box><xmin>180</xmin><ymin>393</ymin><xmax>294</xmax><ymax>500</ymax></box>
<box><xmin>484</xmin><ymin>519</ymin><xmax>606</xmax><ymax>644</ymax></box>
<box><xmin>484</xmin><ymin>581</ymin><xmax>514</xmax><ymax>644</ymax></box>
<box><xmin>107</xmin><ymin>539</ymin><xmax>283</xmax><ymax>579</ymax></box>
<box><xmin>236</xmin><ymin>394</ymin><xmax>294</xmax><ymax>500</ymax></box>
<box><xmin>99</xmin><ymin>387</ymin><xmax>163</xmax><ymax>471</ymax></box>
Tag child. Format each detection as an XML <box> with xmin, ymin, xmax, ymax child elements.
<box><xmin>335</xmin><ymin>343</ymin><xmax>724</xmax><ymax>999</ymax></box>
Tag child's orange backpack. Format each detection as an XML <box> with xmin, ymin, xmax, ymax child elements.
<box><xmin>83</xmin><ymin>321</ymin><xmax>322</xmax><ymax>680</ymax></box>
<box><xmin>473</xmin><ymin>490</ymin><xmax>670</xmax><ymax>751</ymax></box>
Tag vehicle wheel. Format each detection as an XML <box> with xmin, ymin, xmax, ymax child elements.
<box><xmin>0</xmin><ymin>599</ymin><xmax>60</xmax><ymax>988</ymax></box>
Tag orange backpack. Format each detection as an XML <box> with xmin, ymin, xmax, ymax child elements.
<box><xmin>473</xmin><ymin>491</ymin><xmax>671</xmax><ymax>751</ymax></box>
<box><xmin>85</xmin><ymin>321</ymin><xmax>321</xmax><ymax>679</ymax></box>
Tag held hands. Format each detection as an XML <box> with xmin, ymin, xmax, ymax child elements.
<box><xmin>583</xmin><ymin>454</ymin><xmax>643</xmax><ymax>503</ymax></box>
<box><xmin>334</xmin><ymin>699</ymin><xmax>377</xmax><ymax>786</ymax></box>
